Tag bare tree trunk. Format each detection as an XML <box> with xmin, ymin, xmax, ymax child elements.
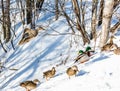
<box><xmin>100</xmin><ymin>0</ymin><xmax>114</xmax><ymax>47</ymax></box>
<box><xmin>18</xmin><ymin>0</ymin><xmax>25</xmax><ymax>25</ymax></box>
<box><xmin>60</xmin><ymin>2</ymin><xmax>75</xmax><ymax>33</ymax></box>
<box><xmin>31</xmin><ymin>0</ymin><xmax>35</xmax><ymax>29</ymax></box>
<box><xmin>1</xmin><ymin>0</ymin><xmax>6</xmax><ymax>40</ymax></box>
<box><xmin>5</xmin><ymin>0</ymin><xmax>11</xmax><ymax>43</ymax></box>
<box><xmin>36</xmin><ymin>0</ymin><xmax>44</xmax><ymax>12</ymax></box>
<box><xmin>1</xmin><ymin>0</ymin><xmax>11</xmax><ymax>43</ymax></box>
<box><xmin>91</xmin><ymin>0</ymin><xmax>98</xmax><ymax>39</ymax></box>
<box><xmin>26</xmin><ymin>0</ymin><xmax>32</xmax><ymax>24</ymax></box>
<box><xmin>36</xmin><ymin>0</ymin><xmax>44</xmax><ymax>19</ymax></box>
<box><xmin>98</xmin><ymin>0</ymin><xmax>104</xmax><ymax>26</ymax></box>
<box><xmin>110</xmin><ymin>21</ymin><xmax>120</xmax><ymax>34</ymax></box>
<box><xmin>80</xmin><ymin>0</ymin><xmax>85</xmax><ymax>30</ymax></box>
<box><xmin>72</xmin><ymin>0</ymin><xmax>90</xmax><ymax>45</ymax></box>
<box><xmin>55</xmin><ymin>0</ymin><xmax>59</xmax><ymax>20</ymax></box>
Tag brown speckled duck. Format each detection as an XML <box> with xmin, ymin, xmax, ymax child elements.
<box><xmin>43</xmin><ymin>67</ymin><xmax>56</xmax><ymax>81</ymax></box>
<box><xmin>66</xmin><ymin>65</ymin><xmax>79</xmax><ymax>79</ymax></box>
<box><xmin>19</xmin><ymin>27</ymin><xmax>44</xmax><ymax>45</ymax></box>
<box><xmin>101</xmin><ymin>36</ymin><xmax>115</xmax><ymax>51</ymax></box>
<box><xmin>20</xmin><ymin>79</ymin><xmax>40</xmax><ymax>91</ymax></box>
<box><xmin>110</xmin><ymin>44</ymin><xmax>120</xmax><ymax>55</ymax></box>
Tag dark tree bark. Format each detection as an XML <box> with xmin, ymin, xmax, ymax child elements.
<box><xmin>55</xmin><ymin>0</ymin><xmax>59</xmax><ymax>20</ymax></box>
<box><xmin>5</xmin><ymin>0</ymin><xmax>11</xmax><ymax>43</ymax></box>
<box><xmin>110</xmin><ymin>21</ymin><xmax>120</xmax><ymax>34</ymax></box>
<box><xmin>26</xmin><ymin>0</ymin><xmax>32</xmax><ymax>24</ymax></box>
<box><xmin>31</xmin><ymin>0</ymin><xmax>35</xmax><ymax>29</ymax></box>
<box><xmin>1</xmin><ymin>0</ymin><xmax>6</xmax><ymax>40</ymax></box>
<box><xmin>1</xmin><ymin>0</ymin><xmax>11</xmax><ymax>43</ymax></box>
<box><xmin>98</xmin><ymin>0</ymin><xmax>104</xmax><ymax>26</ymax></box>
<box><xmin>36</xmin><ymin>0</ymin><xmax>44</xmax><ymax>12</ymax></box>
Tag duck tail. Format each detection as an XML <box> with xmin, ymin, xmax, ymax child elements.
<box><xmin>43</xmin><ymin>73</ymin><xmax>45</xmax><ymax>78</ymax></box>
<box><xmin>74</xmin><ymin>59</ymin><xmax>78</xmax><ymax>63</ymax></box>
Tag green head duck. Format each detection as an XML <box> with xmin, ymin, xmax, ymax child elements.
<box><xmin>85</xmin><ymin>46</ymin><xmax>91</xmax><ymax>52</ymax></box>
<box><xmin>79</xmin><ymin>50</ymin><xmax>84</xmax><ymax>54</ymax></box>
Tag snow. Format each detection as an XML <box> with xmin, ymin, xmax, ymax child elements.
<box><xmin>1</xmin><ymin>0</ymin><xmax>120</xmax><ymax>91</ymax></box>
<box><xmin>1</xmin><ymin>27</ymin><xmax>120</xmax><ymax>91</ymax></box>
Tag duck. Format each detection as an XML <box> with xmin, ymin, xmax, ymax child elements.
<box><xmin>110</xmin><ymin>44</ymin><xmax>120</xmax><ymax>55</ymax></box>
<box><xmin>74</xmin><ymin>46</ymin><xmax>94</xmax><ymax>64</ymax></box>
<box><xmin>43</xmin><ymin>67</ymin><xmax>56</xmax><ymax>81</ymax></box>
<box><xmin>101</xmin><ymin>36</ymin><xmax>115</xmax><ymax>51</ymax></box>
<box><xmin>20</xmin><ymin>79</ymin><xmax>40</xmax><ymax>91</ymax></box>
<box><xmin>66</xmin><ymin>65</ymin><xmax>79</xmax><ymax>79</ymax></box>
<box><xmin>19</xmin><ymin>27</ymin><xmax>44</xmax><ymax>45</ymax></box>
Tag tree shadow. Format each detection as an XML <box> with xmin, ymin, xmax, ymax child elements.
<box><xmin>76</xmin><ymin>70</ymin><xmax>89</xmax><ymax>77</ymax></box>
<box><xmin>0</xmin><ymin>31</ymin><xmax>66</xmax><ymax>89</ymax></box>
<box><xmin>85</xmin><ymin>53</ymin><xmax>109</xmax><ymax>66</ymax></box>
<box><xmin>0</xmin><ymin>14</ymin><xmax>70</xmax><ymax>89</ymax></box>
<box><xmin>115</xmin><ymin>30</ymin><xmax>120</xmax><ymax>36</ymax></box>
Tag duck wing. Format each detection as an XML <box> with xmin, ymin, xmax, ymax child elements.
<box><xmin>74</xmin><ymin>54</ymin><xmax>85</xmax><ymax>63</ymax></box>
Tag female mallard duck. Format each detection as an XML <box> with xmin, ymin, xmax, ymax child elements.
<box><xmin>19</xmin><ymin>27</ymin><xmax>44</xmax><ymax>45</ymax></box>
<box><xmin>43</xmin><ymin>67</ymin><xmax>56</xmax><ymax>81</ymax></box>
<box><xmin>74</xmin><ymin>46</ymin><xmax>94</xmax><ymax>64</ymax></box>
<box><xmin>66</xmin><ymin>65</ymin><xmax>79</xmax><ymax>79</ymax></box>
<box><xmin>20</xmin><ymin>79</ymin><xmax>40</xmax><ymax>91</ymax></box>
<box><xmin>110</xmin><ymin>44</ymin><xmax>120</xmax><ymax>55</ymax></box>
<box><xmin>101</xmin><ymin>36</ymin><xmax>116</xmax><ymax>51</ymax></box>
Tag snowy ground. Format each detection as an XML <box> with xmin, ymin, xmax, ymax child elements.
<box><xmin>0</xmin><ymin>16</ymin><xmax>120</xmax><ymax>90</ymax></box>
<box><xmin>1</xmin><ymin>0</ymin><xmax>120</xmax><ymax>91</ymax></box>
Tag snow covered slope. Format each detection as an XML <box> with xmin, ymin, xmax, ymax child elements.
<box><xmin>0</xmin><ymin>0</ymin><xmax>120</xmax><ymax>91</ymax></box>
<box><xmin>1</xmin><ymin>16</ymin><xmax>120</xmax><ymax>91</ymax></box>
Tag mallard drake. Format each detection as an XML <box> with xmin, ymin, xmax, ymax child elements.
<box><xmin>74</xmin><ymin>46</ymin><xmax>94</xmax><ymax>64</ymax></box>
<box><xmin>110</xmin><ymin>44</ymin><xmax>120</xmax><ymax>55</ymax></box>
<box><xmin>20</xmin><ymin>79</ymin><xmax>40</xmax><ymax>91</ymax></box>
<box><xmin>43</xmin><ymin>67</ymin><xmax>56</xmax><ymax>81</ymax></box>
<box><xmin>101</xmin><ymin>36</ymin><xmax>116</xmax><ymax>51</ymax></box>
<box><xmin>66</xmin><ymin>65</ymin><xmax>79</xmax><ymax>79</ymax></box>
